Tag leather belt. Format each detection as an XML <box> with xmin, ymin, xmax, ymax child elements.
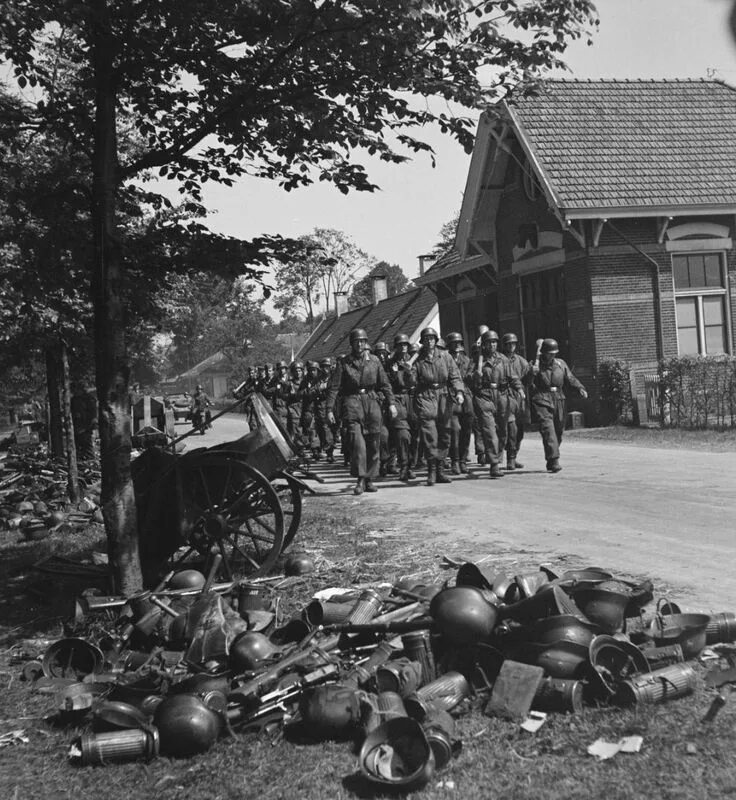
<box><xmin>550</xmin><ymin>387</ymin><xmax>558</xmax><ymax>392</ymax></box>
<box><xmin>357</xmin><ymin>389</ymin><xmax>368</xmax><ymax>394</ymax></box>
<box><xmin>488</xmin><ymin>383</ymin><xmax>498</xmax><ymax>389</ymax></box>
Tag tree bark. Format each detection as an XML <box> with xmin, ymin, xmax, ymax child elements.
<box><xmin>59</xmin><ymin>340</ymin><xmax>80</xmax><ymax>504</ymax></box>
<box><xmin>45</xmin><ymin>343</ymin><xmax>65</xmax><ymax>460</ymax></box>
<box><xmin>89</xmin><ymin>0</ymin><xmax>143</xmax><ymax>594</ymax></box>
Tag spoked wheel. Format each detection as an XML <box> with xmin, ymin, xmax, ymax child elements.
<box><xmin>173</xmin><ymin>452</ymin><xmax>284</xmax><ymax>580</ymax></box>
<box><xmin>270</xmin><ymin>472</ymin><xmax>304</xmax><ymax>552</ymax></box>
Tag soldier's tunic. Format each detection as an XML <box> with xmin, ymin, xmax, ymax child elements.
<box><xmin>411</xmin><ymin>349</ymin><xmax>464</xmax><ymax>463</ymax></box>
<box><xmin>505</xmin><ymin>352</ymin><xmax>531</xmax><ymax>460</ymax></box>
<box><xmin>326</xmin><ymin>353</ymin><xmax>395</xmax><ymax>480</ymax></box>
<box><xmin>267</xmin><ymin>374</ymin><xmax>293</xmax><ymax>431</ymax></box>
<box><xmin>470</xmin><ymin>352</ymin><xmax>521</xmax><ymax>467</ymax></box>
<box><xmin>529</xmin><ymin>358</ymin><xmax>586</xmax><ymax>462</ymax></box>
<box><xmin>301</xmin><ymin>373</ymin><xmax>332</xmax><ymax>454</ymax></box>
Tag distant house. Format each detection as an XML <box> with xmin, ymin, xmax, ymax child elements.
<box><xmin>167</xmin><ymin>351</ymin><xmax>232</xmax><ymax>398</ymax></box>
<box><xmin>416</xmin><ymin>79</ymin><xmax>736</xmax><ymax>421</ymax></box>
<box><xmin>297</xmin><ymin>276</ymin><xmax>439</xmax><ymax>362</ymax></box>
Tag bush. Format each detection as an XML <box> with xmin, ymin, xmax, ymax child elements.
<box><xmin>597</xmin><ymin>359</ymin><xmax>633</xmax><ymax>424</ymax></box>
<box><xmin>659</xmin><ymin>355</ymin><xmax>736</xmax><ymax>428</ymax></box>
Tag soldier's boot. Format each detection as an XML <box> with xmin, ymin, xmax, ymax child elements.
<box><xmin>426</xmin><ymin>461</ymin><xmax>436</xmax><ymax>486</ymax></box>
<box><xmin>386</xmin><ymin>456</ymin><xmax>399</xmax><ymax>475</ymax></box>
<box><xmin>407</xmin><ymin>466</ymin><xmax>416</xmax><ymax>479</ymax></box>
<box><xmin>353</xmin><ymin>477</ymin><xmax>366</xmax><ymax>495</ymax></box>
<box><xmin>490</xmin><ymin>462</ymin><xmax>504</xmax><ymax>479</ymax></box>
<box><xmin>312</xmin><ymin>449</ymin><xmax>322</xmax><ymax>461</ymax></box>
<box><xmin>547</xmin><ymin>458</ymin><xmax>562</xmax><ymax>473</ymax></box>
<box><xmin>505</xmin><ymin>456</ymin><xmax>516</xmax><ymax>470</ymax></box>
<box><xmin>365</xmin><ymin>478</ymin><xmax>378</xmax><ymax>493</ymax></box>
<box><xmin>451</xmin><ymin>460</ymin><xmax>461</xmax><ymax>475</ymax></box>
<box><xmin>379</xmin><ymin>461</ymin><xmax>387</xmax><ymax>477</ymax></box>
<box><xmin>477</xmin><ymin>452</ymin><xmax>486</xmax><ymax>465</ymax></box>
<box><xmin>436</xmin><ymin>461</ymin><xmax>452</xmax><ymax>484</ymax></box>
<box><xmin>459</xmin><ymin>460</ymin><xmax>468</xmax><ymax>474</ymax></box>
<box><xmin>399</xmin><ymin>465</ymin><xmax>410</xmax><ymax>482</ymax></box>
<box><xmin>326</xmin><ymin>447</ymin><xmax>335</xmax><ymax>464</ymax></box>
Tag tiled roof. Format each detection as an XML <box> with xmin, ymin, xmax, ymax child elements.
<box><xmin>507</xmin><ymin>79</ymin><xmax>736</xmax><ymax>212</ymax></box>
<box><xmin>298</xmin><ymin>287</ymin><xmax>437</xmax><ymax>361</ymax></box>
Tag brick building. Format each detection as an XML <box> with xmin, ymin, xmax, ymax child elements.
<box><xmin>416</xmin><ymin>79</ymin><xmax>736</xmax><ymax>422</ymax></box>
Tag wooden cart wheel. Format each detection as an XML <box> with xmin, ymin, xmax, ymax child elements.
<box><xmin>175</xmin><ymin>452</ymin><xmax>284</xmax><ymax>580</ymax></box>
<box><xmin>270</xmin><ymin>472</ymin><xmax>304</xmax><ymax>552</ymax></box>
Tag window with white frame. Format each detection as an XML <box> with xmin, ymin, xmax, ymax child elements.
<box><xmin>673</xmin><ymin>252</ymin><xmax>729</xmax><ymax>355</ymax></box>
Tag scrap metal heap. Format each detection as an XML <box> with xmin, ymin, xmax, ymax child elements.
<box><xmin>17</xmin><ymin>558</ymin><xmax>736</xmax><ymax>792</ymax></box>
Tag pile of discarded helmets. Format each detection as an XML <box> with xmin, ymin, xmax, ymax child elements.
<box><xmin>0</xmin><ymin>446</ymin><xmax>102</xmax><ymax>540</ymax></box>
<box><xmin>19</xmin><ymin>558</ymin><xmax>736</xmax><ymax>792</ymax></box>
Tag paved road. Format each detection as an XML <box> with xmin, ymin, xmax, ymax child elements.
<box><xmin>191</xmin><ymin>414</ymin><xmax>736</xmax><ymax>612</ymax></box>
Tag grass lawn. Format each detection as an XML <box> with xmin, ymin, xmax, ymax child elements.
<box><xmin>2</xmin><ymin>440</ymin><xmax>736</xmax><ymax>799</ymax></box>
<box><xmin>566</xmin><ymin>424</ymin><xmax>736</xmax><ymax>452</ymax></box>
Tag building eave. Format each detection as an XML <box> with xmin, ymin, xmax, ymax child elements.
<box><xmin>563</xmin><ymin>204</ymin><xmax>736</xmax><ymax>220</ymax></box>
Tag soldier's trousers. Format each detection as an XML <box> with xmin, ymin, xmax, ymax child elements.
<box><xmin>533</xmin><ymin>399</ymin><xmax>566</xmax><ymax>462</ymax></box>
<box><xmin>472</xmin><ymin>394</ymin><xmax>508</xmax><ymax>466</ymax></box>
<box><xmin>505</xmin><ymin>394</ymin><xmax>527</xmax><ymax>458</ymax></box>
<box><xmin>450</xmin><ymin>410</ymin><xmax>473</xmax><ymax>464</ymax></box>
<box><xmin>414</xmin><ymin>390</ymin><xmax>453</xmax><ymax>462</ymax></box>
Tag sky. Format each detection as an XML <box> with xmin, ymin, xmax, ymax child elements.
<box><xmin>198</xmin><ymin>0</ymin><xmax>736</xmax><ymax>306</ymax></box>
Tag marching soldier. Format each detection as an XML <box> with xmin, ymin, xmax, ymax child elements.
<box><xmin>232</xmin><ymin>366</ymin><xmax>256</xmax><ymax>399</ymax></box>
<box><xmin>446</xmin><ymin>332</ymin><xmax>473</xmax><ymax>474</ymax></box>
<box><xmin>300</xmin><ymin>361</ymin><xmax>323</xmax><ymax>459</ymax></box>
<box><xmin>411</xmin><ymin>327</ymin><xmax>465</xmax><ymax>486</ymax></box>
<box><xmin>268</xmin><ymin>360</ymin><xmax>292</xmax><ymax>431</ymax></box>
<box><xmin>286</xmin><ymin>361</ymin><xmax>305</xmax><ymax>446</ymax></box>
<box><xmin>502</xmin><ymin>332</ymin><xmax>531</xmax><ymax>470</ymax></box>
<box><xmin>529</xmin><ymin>338</ymin><xmax>588</xmax><ymax>473</ymax></box>
<box><xmin>319</xmin><ymin>357</ymin><xmax>337</xmax><ymax>462</ymax></box>
<box><xmin>373</xmin><ymin>342</ymin><xmax>394</xmax><ymax>476</ymax></box>
<box><xmin>470</xmin><ymin>330</ymin><xmax>522</xmax><ymax>479</ymax></box>
<box><xmin>388</xmin><ymin>333</ymin><xmax>415</xmax><ymax>482</ymax></box>
<box><xmin>326</xmin><ymin>329</ymin><xmax>397</xmax><ymax>495</ymax></box>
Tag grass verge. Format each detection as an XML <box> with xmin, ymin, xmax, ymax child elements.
<box><xmin>0</xmin><ymin>503</ymin><xmax>735</xmax><ymax>800</ymax></box>
<box><xmin>566</xmin><ymin>424</ymin><xmax>736</xmax><ymax>452</ymax></box>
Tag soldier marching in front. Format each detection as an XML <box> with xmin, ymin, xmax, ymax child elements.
<box><xmin>470</xmin><ymin>329</ymin><xmax>522</xmax><ymax>479</ymax></box>
<box><xmin>300</xmin><ymin>360</ymin><xmax>326</xmax><ymax>460</ymax></box>
<box><xmin>529</xmin><ymin>338</ymin><xmax>588</xmax><ymax>473</ymax></box>
<box><xmin>410</xmin><ymin>327</ymin><xmax>465</xmax><ymax>486</ymax></box>
<box><xmin>326</xmin><ymin>329</ymin><xmax>397</xmax><ymax>495</ymax></box>
<box><xmin>501</xmin><ymin>332</ymin><xmax>531</xmax><ymax>470</ymax></box>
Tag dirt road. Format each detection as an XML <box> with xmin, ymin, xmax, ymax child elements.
<box><xmin>195</xmin><ymin>414</ymin><xmax>736</xmax><ymax>612</ymax></box>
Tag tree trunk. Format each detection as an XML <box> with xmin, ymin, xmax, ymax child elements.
<box><xmin>45</xmin><ymin>344</ymin><xmax>64</xmax><ymax>460</ymax></box>
<box><xmin>90</xmin><ymin>0</ymin><xmax>143</xmax><ymax>595</ymax></box>
<box><xmin>59</xmin><ymin>340</ymin><xmax>80</xmax><ymax>504</ymax></box>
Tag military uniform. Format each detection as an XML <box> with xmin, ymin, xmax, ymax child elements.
<box><xmin>504</xmin><ymin>351</ymin><xmax>531</xmax><ymax>468</ymax></box>
<box><xmin>448</xmin><ymin>346</ymin><xmax>474</xmax><ymax>473</ymax></box>
<box><xmin>470</xmin><ymin>350</ymin><xmax>522</xmax><ymax>475</ymax></box>
<box><xmin>326</xmin><ymin>351</ymin><xmax>395</xmax><ymax>484</ymax></box>
<box><xmin>529</xmin><ymin>353</ymin><xmax>586</xmax><ymax>470</ymax></box>
<box><xmin>411</xmin><ymin>346</ymin><xmax>464</xmax><ymax>480</ymax></box>
<box><xmin>387</xmin><ymin>350</ymin><xmax>415</xmax><ymax>480</ymax></box>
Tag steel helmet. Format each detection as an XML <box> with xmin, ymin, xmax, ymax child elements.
<box><xmin>291</xmin><ymin>360</ymin><xmax>304</xmax><ymax>372</ymax></box>
<box><xmin>374</xmin><ymin>341</ymin><xmax>388</xmax><ymax>352</ymax></box>
<box><xmin>436</xmin><ymin>337</ymin><xmax>447</xmax><ymax>350</ymax></box>
<box><xmin>393</xmin><ymin>333</ymin><xmax>409</xmax><ymax>346</ymax></box>
<box><xmin>276</xmin><ymin>359</ymin><xmax>288</xmax><ymax>369</ymax></box>
<box><xmin>168</xmin><ymin>569</ymin><xmax>206</xmax><ymax>590</ymax></box>
<box><xmin>153</xmin><ymin>694</ymin><xmax>220</xmax><ymax>757</ymax></box>
<box><xmin>349</xmin><ymin>328</ymin><xmax>368</xmax><ymax>343</ymax></box>
<box><xmin>429</xmin><ymin>586</ymin><xmax>498</xmax><ymax>645</ymax></box>
<box><xmin>481</xmin><ymin>329</ymin><xmax>499</xmax><ymax>343</ymax></box>
<box><xmin>306</xmin><ymin>360</ymin><xmax>319</xmax><ymax>370</ymax></box>
<box><xmin>420</xmin><ymin>327</ymin><xmax>438</xmax><ymax>341</ymax></box>
<box><xmin>502</xmin><ymin>333</ymin><xmax>518</xmax><ymax>345</ymax></box>
<box><xmin>541</xmin><ymin>338</ymin><xmax>559</xmax><ymax>354</ymax></box>
<box><xmin>446</xmin><ymin>332</ymin><xmax>463</xmax><ymax>345</ymax></box>
<box><xmin>229</xmin><ymin>631</ymin><xmax>280</xmax><ymax>672</ymax></box>
<box><xmin>320</xmin><ymin>357</ymin><xmax>332</xmax><ymax>368</ymax></box>
<box><xmin>408</xmin><ymin>343</ymin><xmax>419</xmax><ymax>355</ymax></box>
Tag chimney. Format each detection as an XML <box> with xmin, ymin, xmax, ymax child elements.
<box><xmin>334</xmin><ymin>291</ymin><xmax>348</xmax><ymax>317</ymax></box>
<box><xmin>371</xmin><ymin>275</ymin><xmax>388</xmax><ymax>305</ymax></box>
<box><xmin>417</xmin><ymin>254</ymin><xmax>436</xmax><ymax>277</ymax></box>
